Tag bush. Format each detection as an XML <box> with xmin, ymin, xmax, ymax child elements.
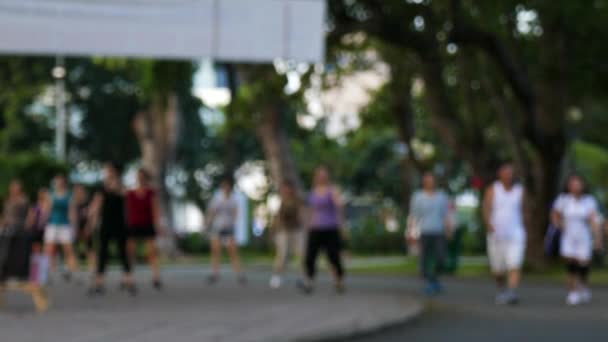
<box><xmin>348</xmin><ymin>214</ymin><xmax>406</xmax><ymax>255</ymax></box>
<box><xmin>0</xmin><ymin>153</ymin><xmax>68</xmax><ymax>201</ymax></box>
<box><xmin>176</xmin><ymin>232</ymin><xmax>210</xmax><ymax>254</ymax></box>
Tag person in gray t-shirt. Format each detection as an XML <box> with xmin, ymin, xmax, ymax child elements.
<box><xmin>408</xmin><ymin>172</ymin><xmax>453</xmax><ymax>295</ymax></box>
<box><xmin>205</xmin><ymin>175</ymin><xmax>245</xmax><ymax>285</ymax></box>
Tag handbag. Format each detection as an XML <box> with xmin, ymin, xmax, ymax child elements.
<box><xmin>544</xmin><ymin>223</ymin><xmax>561</xmax><ymax>258</ymax></box>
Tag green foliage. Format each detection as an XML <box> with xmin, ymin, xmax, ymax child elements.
<box><xmin>0</xmin><ymin>56</ymin><xmax>54</xmax><ymax>153</ymax></box>
<box><xmin>68</xmin><ymin>58</ymin><xmax>141</xmax><ymax>165</ymax></box>
<box><xmin>571</xmin><ymin>141</ymin><xmax>608</xmax><ymax>207</ymax></box>
<box><xmin>0</xmin><ymin>153</ymin><xmax>68</xmax><ymax>201</ymax></box>
<box><xmin>348</xmin><ymin>214</ymin><xmax>405</xmax><ymax>254</ymax></box>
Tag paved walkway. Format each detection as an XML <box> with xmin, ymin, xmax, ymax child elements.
<box><xmin>0</xmin><ymin>268</ymin><xmax>422</xmax><ymax>342</ymax></box>
<box><xmin>344</xmin><ymin>276</ymin><xmax>608</xmax><ymax>342</ymax></box>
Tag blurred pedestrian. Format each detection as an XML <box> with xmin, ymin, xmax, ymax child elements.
<box><xmin>269</xmin><ymin>180</ymin><xmax>305</xmax><ymax>289</ymax></box>
<box><xmin>126</xmin><ymin>168</ymin><xmax>163</xmax><ymax>290</ymax></box>
<box><xmin>297</xmin><ymin>166</ymin><xmax>346</xmax><ymax>294</ymax></box>
<box><xmin>43</xmin><ymin>174</ymin><xmax>80</xmax><ymax>281</ymax></box>
<box><xmin>2</xmin><ymin>180</ymin><xmax>29</xmax><ymax>228</ymax></box>
<box><xmin>73</xmin><ymin>184</ymin><xmax>95</xmax><ymax>275</ymax></box>
<box><xmin>28</xmin><ymin>188</ymin><xmax>49</xmax><ymax>256</ymax></box>
<box><xmin>408</xmin><ymin>172</ymin><xmax>452</xmax><ymax>295</ymax></box>
<box><xmin>205</xmin><ymin>175</ymin><xmax>245</xmax><ymax>284</ymax></box>
<box><xmin>551</xmin><ymin>174</ymin><xmax>602</xmax><ymax>306</ymax></box>
<box><xmin>27</xmin><ymin>187</ymin><xmax>50</xmax><ymax>285</ymax></box>
<box><xmin>482</xmin><ymin>162</ymin><xmax>526</xmax><ymax>305</ymax></box>
<box><xmin>87</xmin><ymin>163</ymin><xmax>135</xmax><ymax>296</ymax></box>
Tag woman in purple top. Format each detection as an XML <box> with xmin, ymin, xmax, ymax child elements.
<box><xmin>297</xmin><ymin>166</ymin><xmax>346</xmax><ymax>294</ymax></box>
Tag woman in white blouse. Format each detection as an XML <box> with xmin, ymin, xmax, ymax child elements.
<box><xmin>551</xmin><ymin>174</ymin><xmax>603</xmax><ymax>306</ymax></box>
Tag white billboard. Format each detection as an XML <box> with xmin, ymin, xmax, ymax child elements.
<box><xmin>0</xmin><ymin>0</ymin><xmax>325</xmax><ymax>62</ymax></box>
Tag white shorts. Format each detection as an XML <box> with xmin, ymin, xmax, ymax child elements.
<box><xmin>44</xmin><ymin>224</ymin><xmax>74</xmax><ymax>245</ymax></box>
<box><xmin>560</xmin><ymin>233</ymin><xmax>592</xmax><ymax>262</ymax></box>
<box><xmin>487</xmin><ymin>236</ymin><xmax>525</xmax><ymax>273</ymax></box>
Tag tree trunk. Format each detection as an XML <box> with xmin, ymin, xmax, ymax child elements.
<box><xmin>255</xmin><ymin>104</ymin><xmax>302</xmax><ymax>193</ymax></box>
<box><xmin>133</xmin><ymin>94</ymin><xmax>181</xmax><ymax>234</ymax></box>
<box><xmin>386</xmin><ymin>62</ymin><xmax>423</xmax><ymax>210</ymax></box>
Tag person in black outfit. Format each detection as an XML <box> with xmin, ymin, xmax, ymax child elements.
<box><xmin>87</xmin><ymin>163</ymin><xmax>135</xmax><ymax>296</ymax></box>
<box><xmin>73</xmin><ymin>184</ymin><xmax>95</xmax><ymax>275</ymax></box>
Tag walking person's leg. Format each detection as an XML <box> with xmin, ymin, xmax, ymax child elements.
<box><xmin>91</xmin><ymin>232</ymin><xmax>110</xmax><ymax>294</ymax></box>
<box><xmin>226</xmin><ymin>236</ymin><xmax>245</xmax><ymax>284</ymax></box>
<box><xmin>61</xmin><ymin>243</ymin><xmax>79</xmax><ymax>279</ymax></box>
<box><xmin>117</xmin><ymin>233</ymin><xmax>136</xmax><ymax>295</ymax></box>
<box><xmin>433</xmin><ymin>235</ymin><xmax>447</xmax><ymax>292</ymax></box>
<box><xmin>487</xmin><ymin>237</ymin><xmax>509</xmax><ymax>302</ymax></box>
<box><xmin>208</xmin><ymin>236</ymin><xmax>222</xmax><ymax>283</ymax></box>
<box><xmin>126</xmin><ymin>238</ymin><xmax>138</xmax><ymax>266</ymax></box>
<box><xmin>271</xmin><ymin>231</ymin><xmax>288</xmax><ymax>288</ymax></box>
<box><xmin>577</xmin><ymin>260</ymin><xmax>592</xmax><ymax>303</ymax></box>
<box><xmin>299</xmin><ymin>231</ymin><xmax>320</xmax><ymax>293</ymax></box>
<box><xmin>324</xmin><ymin>230</ymin><xmax>345</xmax><ymax>292</ymax></box>
<box><xmin>503</xmin><ymin>239</ymin><xmax>524</xmax><ymax>304</ymax></box>
<box><xmin>86</xmin><ymin>238</ymin><xmax>96</xmax><ymax>277</ymax></box>
<box><xmin>419</xmin><ymin>235</ymin><xmax>437</xmax><ymax>294</ymax></box>
<box><xmin>145</xmin><ymin>238</ymin><xmax>162</xmax><ymax>288</ymax></box>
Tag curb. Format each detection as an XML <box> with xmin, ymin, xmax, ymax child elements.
<box><xmin>295</xmin><ymin>298</ymin><xmax>425</xmax><ymax>342</ymax></box>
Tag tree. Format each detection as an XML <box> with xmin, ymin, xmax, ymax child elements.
<box><xmin>329</xmin><ymin>0</ymin><xmax>608</xmax><ymax>266</ymax></box>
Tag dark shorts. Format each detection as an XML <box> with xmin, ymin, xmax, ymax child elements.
<box><xmin>211</xmin><ymin>226</ymin><xmax>235</xmax><ymax>239</ymax></box>
<box><xmin>127</xmin><ymin>225</ymin><xmax>156</xmax><ymax>239</ymax></box>
<box><xmin>30</xmin><ymin>231</ymin><xmax>45</xmax><ymax>245</ymax></box>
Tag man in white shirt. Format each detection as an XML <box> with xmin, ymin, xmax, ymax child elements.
<box><xmin>483</xmin><ymin>162</ymin><xmax>526</xmax><ymax>305</ymax></box>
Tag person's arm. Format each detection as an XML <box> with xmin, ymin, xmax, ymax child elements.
<box><xmin>205</xmin><ymin>197</ymin><xmax>217</xmax><ymax>230</ymax></box>
<box><xmin>589</xmin><ymin>199</ymin><xmax>603</xmax><ymax>250</ymax></box>
<box><xmin>331</xmin><ymin>187</ymin><xmax>346</xmax><ymax>229</ymax></box>
<box><xmin>0</xmin><ymin>201</ymin><xmax>6</xmax><ymax>228</ymax></box>
<box><xmin>69</xmin><ymin>197</ymin><xmax>78</xmax><ymax>231</ymax></box>
<box><xmin>25</xmin><ymin>207</ymin><xmax>36</xmax><ymax>231</ymax></box>
<box><xmin>550</xmin><ymin>196</ymin><xmax>564</xmax><ymax>230</ymax></box>
<box><xmin>591</xmin><ymin>211</ymin><xmax>603</xmax><ymax>250</ymax></box>
<box><xmin>231</xmin><ymin>200</ymin><xmax>239</xmax><ymax>227</ymax></box>
<box><xmin>482</xmin><ymin>186</ymin><xmax>494</xmax><ymax>233</ymax></box>
<box><xmin>444</xmin><ymin>196</ymin><xmax>455</xmax><ymax>239</ymax></box>
<box><xmin>86</xmin><ymin>192</ymin><xmax>103</xmax><ymax>236</ymax></box>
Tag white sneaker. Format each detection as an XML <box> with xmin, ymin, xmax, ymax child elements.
<box><xmin>566</xmin><ymin>291</ymin><xmax>582</xmax><ymax>306</ymax></box>
<box><xmin>269</xmin><ymin>275</ymin><xmax>282</xmax><ymax>289</ymax></box>
<box><xmin>495</xmin><ymin>290</ymin><xmax>509</xmax><ymax>305</ymax></box>
<box><xmin>579</xmin><ymin>288</ymin><xmax>592</xmax><ymax>304</ymax></box>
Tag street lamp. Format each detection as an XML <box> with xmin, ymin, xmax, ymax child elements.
<box><xmin>53</xmin><ymin>55</ymin><xmax>67</xmax><ymax>161</ymax></box>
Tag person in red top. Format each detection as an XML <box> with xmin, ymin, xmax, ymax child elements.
<box><xmin>126</xmin><ymin>168</ymin><xmax>163</xmax><ymax>289</ymax></box>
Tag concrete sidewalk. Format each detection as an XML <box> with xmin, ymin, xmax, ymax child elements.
<box><xmin>0</xmin><ymin>269</ymin><xmax>422</xmax><ymax>342</ymax></box>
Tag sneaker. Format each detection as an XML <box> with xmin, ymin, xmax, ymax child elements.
<box><xmin>424</xmin><ymin>282</ymin><xmax>438</xmax><ymax>296</ymax></box>
<box><xmin>126</xmin><ymin>284</ymin><xmax>138</xmax><ymax>297</ymax></box>
<box><xmin>87</xmin><ymin>285</ymin><xmax>105</xmax><ymax>297</ymax></box>
<box><xmin>579</xmin><ymin>288</ymin><xmax>592</xmax><ymax>304</ymax></box>
<box><xmin>296</xmin><ymin>279</ymin><xmax>313</xmax><ymax>295</ymax></box>
<box><xmin>335</xmin><ymin>282</ymin><xmax>346</xmax><ymax>294</ymax></box>
<box><xmin>433</xmin><ymin>281</ymin><xmax>444</xmax><ymax>294</ymax></box>
<box><xmin>269</xmin><ymin>275</ymin><xmax>282</xmax><ymax>289</ymax></box>
<box><xmin>505</xmin><ymin>290</ymin><xmax>519</xmax><ymax>305</ymax></box>
<box><xmin>566</xmin><ymin>291</ymin><xmax>582</xmax><ymax>306</ymax></box>
<box><xmin>153</xmin><ymin>280</ymin><xmax>163</xmax><ymax>291</ymax></box>
<box><xmin>207</xmin><ymin>274</ymin><xmax>219</xmax><ymax>285</ymax></box>
<box><xmin>495</xmin><ymin>290</ymin><xmax>509</xmax><ymax>305</ymax></box>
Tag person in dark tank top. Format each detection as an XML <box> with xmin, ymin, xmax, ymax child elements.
<box><xmin>86</xmin><ymin>162</ymin><xmax>135</xmax><ymax>296</ymax></box>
